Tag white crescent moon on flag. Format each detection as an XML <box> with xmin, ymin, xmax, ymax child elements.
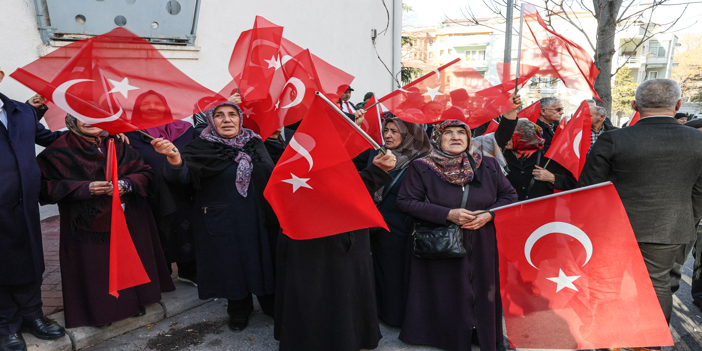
<box><xmin>524</xmin><ymin>221</ymin><xmax>593</xmax><ymax>270</ymax></box>
<box><xmin>573</xmin><ymin>131</ymin><xmax>582</xmax><ymax>158</ymax></box>
<box><xmin>249</xmin><ymin>39</ymin><xmax>279</xmax><ymax>65</ymax></box>
<box><xmin>279</xmin><ymin>77</ymin><xmax>305</xmax><ymax>109</ymax></box>
<box><xmin>434</xmin><ymin>69</ymin><xmax>441</xmax><ymax>83</ymax></box>
<box><xmin>279</xmin><ymin>132</ymin><xmax>315</xmax><ymax>171</ymax></box>
<box><xmin>52</xmin><ymin>79</ymin><xmax>123</xmax><ymax>125</ymax></box>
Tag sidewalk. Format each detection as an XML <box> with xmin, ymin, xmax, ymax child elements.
<box><xmin>29</xmin><ymin>215</ymin><xmax>210</xmax><ymax>351</ymax></box>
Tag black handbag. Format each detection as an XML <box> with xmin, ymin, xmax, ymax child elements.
<box><xmin>411</xmin><ymin>184</ymin><xmax>470</xmax><ymax>259</ymax></box>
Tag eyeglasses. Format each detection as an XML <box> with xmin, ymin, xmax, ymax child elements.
<box><xmin>544</xmin><ymin>108</ymin><xmax>564</xmax><ymax>112</ymax></box>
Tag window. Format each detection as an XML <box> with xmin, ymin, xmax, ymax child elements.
<box><xmin>648</xmin><ymin>71</ymin><xmax>658</xmax><ymax>80</ymax></box>
<box><xmin>658</xmin><ymin>47</ymin><xmax>666</xmax><ymax>57</ymax></box>
<box><xmin>440</xmin><ymin>50</ymin><xmax>445</xmax><ymax>55</ymax></box>
<box><xmin>448</xmin><ymin>48</ymin><xmax>453</xmax><ymax>54</ymax></box>
<box><xmin>465</xmin><ymin>50</ymin><xmax>486</xmax><ymax>61</ymax></box>
<box><xmin>429</xmin><ymin>39</ymin><xmax>433</xmax><ymax>45</ymax></box>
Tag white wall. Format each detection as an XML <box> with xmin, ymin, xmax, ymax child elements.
<box><xmin>0</xmin><ymin>0</ymin><xmax>400</xmax><ymax>105</ymax></box>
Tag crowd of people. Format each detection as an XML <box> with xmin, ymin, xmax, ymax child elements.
<box><xmin>1</xmin><ymin>62</ymin><xmax>702</xmax><ymax>351</ymax></box>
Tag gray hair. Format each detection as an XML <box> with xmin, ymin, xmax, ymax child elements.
<box><xmin>539</xmin><ymin>97</ymin><xmax>561</xmax><ymax>109</ymax></box>
<box><xmin>515</xmin><ymin>120</ymin><xmax>540</xmax><ymax>139</ymax></box>
<box><xmin>584</xmin><ymin>99</ymin><xmax>596</xmax><ymax>105</ymax></box>
<box><xmin>635</xmin><ymin>79</ymin><xmax>681</xmax><ymax>112</ymax></box>
<box><xmin>592</xmin><ymin>106</ymin><xmax>606</xmax><ymax>118</ymax></box>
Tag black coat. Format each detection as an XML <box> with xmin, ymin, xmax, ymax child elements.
<box><xmin>0</xmin><ymin>94</ymin><xmax>62</xmax><ymax>285</ymax></box>
<box><xmin>579</xmin><ymin>116</ymin><xmax>702</xmax><ymax>244</ymax></box>
<box><xmin>504</xmin><ymin>149</ymin><xmax>576</xmax><ymax>200</ymax></box>
<box><xmin>536</xmin><ymin>118</ymin><xmax>559</xmax><ymax>152</ymax></box>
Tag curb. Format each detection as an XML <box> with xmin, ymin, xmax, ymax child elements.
<box><xmin>25</xmin><ymin>280</ymin><xmax>211</xmax><ymax>351</ymax></box>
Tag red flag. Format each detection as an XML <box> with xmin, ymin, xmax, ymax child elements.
<box><xmin>264</xmin><ymin>96</ymin><xmax>387</xmax><ymax>239</ymax></box>
<box><xmin>545</xmin><ymin>101</ymin><xmax>591</xmax><ymax>179</ymax></box>
<box><xmin>223</xmin><ymin>37</ymin><xmax>354</xmax><ymax>139</ymax></box>
<box><xmin>628</xmin><ymin>111</ymin><xmax>641</xmax><ymax>126</ymax></box>
<box><xmin>106</xmin><ymin>139</ymin><xmax>150</xmax><ymax>297</ymax></box>
<box><xmin>227</xmin><ymin>16</ymin><xmax>283</xmax><ymax>101</ymax></box>
<box><xmin>552</xmin><ymin>115</ymin><xmax>567</xmax><ymax>142</ymax></box>
<box><xmin>11</xmin><ymin>27</ymin><xmax>223</xmax><ymax>134</ymax></box>
<box><xmin>378</xmin><ymin>58</ymin><xmax>515</xmax><ymax>128</ymax></box>
<box><xmin>517</xmin><ymin>101</ymin><xmax>541</xmax><ymax>123</ymax></box>
<box><xmin>521</xmin><ymin>4</ymin><xmax>602</xmax><ymax>101</ymax></box>
<box><xmin>475</xmin><ymin>63</ymin><xmax>540</xmax><ymax>106</ymax></box>
<box><xmin>494</xmin><ymin>183</ymin><xmax>673</xmax><ymax>349</ymax></box>
<box><xmin>485</xmin><ymin>119</ymin><xmax>499</xmax><ymax>134</ymax></box>
<box><xmin>361</xmin><ymin>94</ymin><xmax>383</xmax><ymax>145</ymax></box>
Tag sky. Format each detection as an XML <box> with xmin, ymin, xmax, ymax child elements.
<box><xmin>402</xmin><ymin>0</ymin><xmax>702</xmax><ymax>35</ymax></box>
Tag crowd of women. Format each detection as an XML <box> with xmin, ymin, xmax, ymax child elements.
<box><xmin>35</xmin><ymin>89</ymin><xmax>580</xmax><ymax>351</ymax></box>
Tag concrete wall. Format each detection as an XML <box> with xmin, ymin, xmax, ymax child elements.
<box><xmin>0</xmin><ymin>0</ymin><xmax>400</xmax><ymax>106</ymax></box>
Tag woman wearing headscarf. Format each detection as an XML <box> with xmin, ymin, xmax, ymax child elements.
<box><xmin>369</xmin><ymin>117</ymin><xmax>432</xmax><ymax>327</ymax></box>
<box><xmin>504</xmin><ymin>120</ymin><xmax>576</xmax><ymax>200</ymax></box>
<box><xmin>396</xmin><ymin>119</ymin><xmax>518</xmax><ymax>351</ymax></box>
<box><xmin>36</xmin><ymin>115</ymin><xmax>175</xmax><ymax>328</ymax></box>
<box><xmin>152</xmin><ymin>101</ymin><xmax>277</xmax><ymax>333</ymax></box>
<box><xmin>125</xmin><ymin>91</ymin><xmax>198</xmax><ymax>285</ymax></box>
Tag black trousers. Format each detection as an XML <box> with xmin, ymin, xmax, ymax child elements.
<box><xmin>0</xmin><ymin>280</ymin><xmax>44</xmax><ymax>335</ymax></box>
<box><xmin>227</xmin><ymin>294</ymin><xmax>274</xmax><ymax>321</ymax></box>
<box><xmin>638</xmin><ymin>242</ymin><xmax>685</xmax><ymax>323</ymax></box>
<box><xmin>671</xmin><ymin>223</ymin><xmax>702</xmax><ymax>302</ymax></box>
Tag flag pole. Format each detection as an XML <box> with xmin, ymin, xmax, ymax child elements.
<box><xmin>514</xmin><ymin>2</ymin><xmax>525</xmax><ymax>93</ymax></box>
<box><xmin>136</xmin><ymin>130</ymin><xmax>178</xmax><ymax>153</ymax></box>
<box><xmin>316</xmin><ymin>92</ymin><xmax>387</xmax><ymax>155</ymax></box>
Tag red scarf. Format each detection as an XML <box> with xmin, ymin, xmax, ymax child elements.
<box><xmin>511</xmin><ymin>133</ymin><xmax>545</xmax><ymax>159</ymax></box>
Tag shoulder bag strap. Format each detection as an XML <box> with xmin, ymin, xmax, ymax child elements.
<box><xmin>376</xmin><ymin>168</ymin><xmax>408</xmax><ymax>207</ymax></box>
<box><xmin>460</xmin><ymin>183</ymin><xmax>470</xmax><ymax>209</ymax></box>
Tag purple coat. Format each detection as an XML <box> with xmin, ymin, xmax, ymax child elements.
<box><xmin>396</xmin><ymin>156</ymin><xmax>517</xmax><ymax>351</ymax></box>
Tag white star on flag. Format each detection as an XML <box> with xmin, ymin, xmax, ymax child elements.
<box><xmin>241</xmin><ymin>106</ymin><xmax>255</xmax><ymax>116</ymax></box>
<box><xmin>546</xmin><ymin>269</ymin><xmax>580</xmax><ymax>293</ymax></box>
<box><xmin>264</xmin><ymin>55</ymin><xmax>281</xmax><ymax>70</ymax></box>
<box><xmin>423</xmin><ymin>86</ymin><xmax>444</xmax><ymax>101</ymax></box>
<box><xmin>108</xmin><ymin>77</ymin><xmax>139</xmax><ymax>99</ymax></box>
<box><xmin>282</xmin><ymin>173</ymin><xmax>312</xmax><ymax>193</ymax></box>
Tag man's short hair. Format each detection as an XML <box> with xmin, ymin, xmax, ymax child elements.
<box><xmin>539</xmin><ymin>97</ymin><xmax>561</xmax><ymax>109</ymax></box>
<box><xmin>635</xmin><ymin>79</ymin><xmax>681</xmax><ymax>112</ymax></box>
<box><xmin>592</xmin><ymin>106</ymin><xmax>606</xmax><ymax>118</ymax></box>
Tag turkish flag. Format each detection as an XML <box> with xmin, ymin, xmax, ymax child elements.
<box><xmin>544</xmin><ymin>101</ymin><xmax>591</xmax><ymax>179</ymax></box>
<box><xmin>360</xmin><ymin>94</ymin><xmax>383</xmax><ymax>145</ymax></box>
<box><xmin>222</xmin><ymin>37</ymin><xmax>354</xmax><ymax>139</ymax></box>
<box><xmin>264</xmin><ymin>96</ymin><xmax>387</xmax><ymax>239</ymax></box>
<box><xmin>521</xmin><ymin>3</ymin><xmax>602</xmax><ymax>101</ymax></box>
<box><xmin>493</xmin><ymin>182</ymin><xmax>672</xmax><ymax>349</ymax></box>
<box><xmin>227</xmin><ymin>16</ymin><xmax>283</xmax><ymax>101</ymax></box>
<box><xmin>11</xmin><ymin>27</ymin><xmax>223</xmax><ymax>134</ymax></box>
<box><xmin>106</xmin><ymin>139</ymin><xmax>150</xmax><ymax>297</ymax></box>
<box><xmin>475</xmin><ymin>63</ymin><xmax>539</xmax><ymax>110</ymax></box>
<box><xmin>378</xmin><ymin>58</ymin><xmax>515</xmax><ymax>128</ymax></box>
<box><xmin>484</xmin><ymin>119</ymin><xmax>499</xmax><ymax>134</ymax></box>
<box><xmin>517</xmin><ymin>101</ymin><xmax>541</xmax><ymax>123</ymax></box>
<box><xmin>628</xmin><ymin>111</ymin><xmax>641</xmax><ymax>126</ymax></box>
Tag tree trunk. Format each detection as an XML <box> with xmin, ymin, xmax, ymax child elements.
<box><xmin>592</xmin><ymin>0</ymin><xmax>623</xmax><ymax>116</ymax></box>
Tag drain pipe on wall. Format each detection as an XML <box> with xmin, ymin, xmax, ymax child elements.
<box><xmin>187</xmin><ymin>0</ymin><xmax>202</xmax><ymax>46</ymax></box>
<box><xmin>32</xmin><ymin>0</ymin><xmax>51</xmax><ymax>44</ymax></box>
<box><xmin>392</xmin><ymin>0</ymin><xmax>402</xmax><ymax>90</ymax></box>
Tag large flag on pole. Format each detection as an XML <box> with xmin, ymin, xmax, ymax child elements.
<box><xmin>517</xmin><ymin>101</ymin><xmax>541</xmax><ymax>123</ymax></box>
<box><xmin>360</xmin><ymin>94</ymin><xmax>384</xmax><ymax>145</ymax></box>
<box><xmin>377</xmin><ymin>58</ymin><xmax>517</xmax><ymax>128</ymax></box>
<box><xmin>521</xmin><ymin>3</ymin><xmax>602</xmax><ymax>101</ymax></box>
<box><xmin>544</xmin><ymin>101</ymin><xmax>591</xmax><ymax>179</ymax></box>
<box><xmin>493</xmin><ymin>182</ymin><xmax>673</xmax><ymax>349</ymax></box>
<box><xmin>11</xmin><ymin>27</ymin><xmax>223</xmax><ymax>134</ymax></box>
<box><xmin>264</xmin><ymin>96</ymin><xmax>388</xmax><ymax>239</ymax></box>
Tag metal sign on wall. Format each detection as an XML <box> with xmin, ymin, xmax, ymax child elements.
<box><xmin>44</xmin><ymin>0</ymin><xmax>200</xmax><ymax>45</ymax></box>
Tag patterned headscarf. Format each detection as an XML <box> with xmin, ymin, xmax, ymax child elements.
<box><xmin>65</xmin><ymin>114</ymin><xmax>110</xmax><ymax>146</ymax></box>
<box><xmin>384</xmin><ymin>117</ymin><xmax>432</xmax><ymax>171</ymax></box>
<box><xmin>511</xmin><ymin>120</ymin><xmax>545</xmax><ymax>159</ymax></box>
<box><xmin>418</xmin><ymin>119</ymin><xmax>482</xmax><ymax>185</ymax></box>
<box><xmin>199</xmin><ymin>101</ymin><xmax>261</xmax><ymax>197</ymax></box>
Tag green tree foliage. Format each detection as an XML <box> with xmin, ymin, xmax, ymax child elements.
<box><xmin>611</xmin><ymin>65</ymin><xmax>637</xmax><ymax>117</ymax></box>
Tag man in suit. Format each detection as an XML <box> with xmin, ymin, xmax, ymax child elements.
<box><xmin>579</xmin><ymin>79</ymin><xmax>702</xmax><ymax>330</ymax></box>
<box><xmin>339</xmin><ymin>87</ymin><xmax>356</xmax><ymax>114</ymax></box>
<box><xmin>0</xmin><ymin>68</ymin><xmax>65</xmax><ymax>351</ymax></box>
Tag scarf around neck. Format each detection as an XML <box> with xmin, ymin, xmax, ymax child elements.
<box><xmin>418</xmin><ymin>119</ymin><xmax>482</xmax><ymax>186</ymax></box>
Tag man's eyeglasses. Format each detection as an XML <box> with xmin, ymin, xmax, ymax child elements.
<box><xmin>544</xmin><ymin>108</ymin><xmax>564</xmax><ymax>112</ymax></box>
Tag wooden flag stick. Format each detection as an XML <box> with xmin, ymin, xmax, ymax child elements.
<box><xmin>136</xmin><ymin>130</ymin><xmax>177</xmax><ymax>153</ymax></box>
<box><xmin>514</xmin><ymin>2</ymin><xmax>526</xmax><ymax>93</ymax></box>
<box><xmin>316</xmin><ymin>92</ymin><xmax>387</xmax><ymax>155</ymax></box>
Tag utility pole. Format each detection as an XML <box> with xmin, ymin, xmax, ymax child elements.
<box><xmin>504</xmin><ymin>0</ymin><xmax>515</xmax><ymax>63</ymax></box>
